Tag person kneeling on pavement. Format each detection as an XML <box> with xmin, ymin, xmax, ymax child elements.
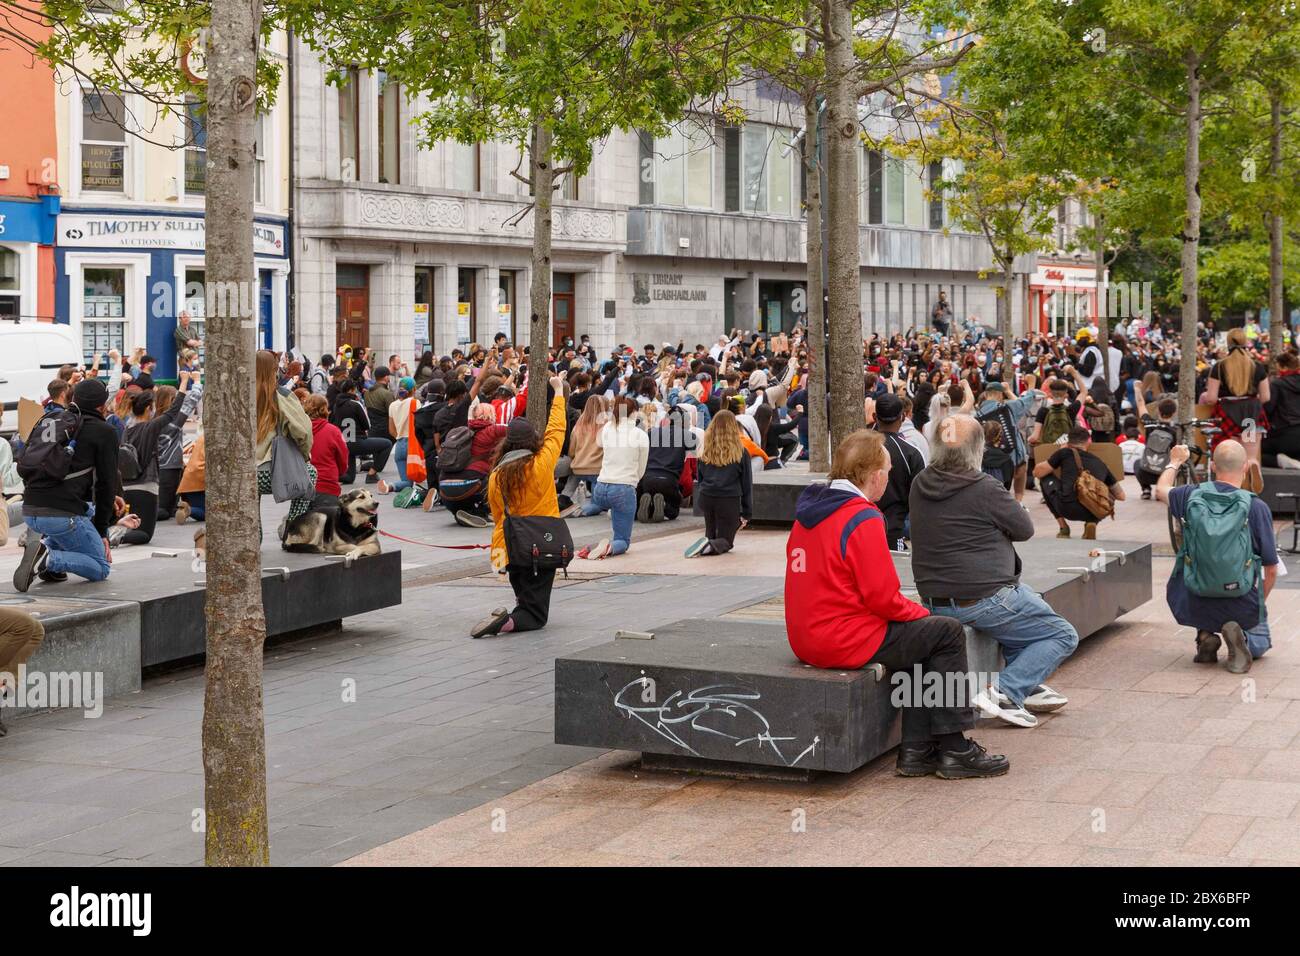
<box><xmin>910</xmin><ymin>414</ymin><xmax>1078</xmax><ymax>728</ymax></box>
<box><xmin>784</xmin><ymin>428</ymin><xmax>1008</xmax><ymax>779</ymax></box>
<box><xmin>14</xmin><ymin>378</ymin><xmax>122</xmax><ymax>591</ymax></box>
<box><xmin>1157</xmin><ymin>439</ymin><xmax>1277</xmax><ymax>673</ymax></box>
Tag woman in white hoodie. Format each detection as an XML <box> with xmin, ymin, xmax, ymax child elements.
<box><xmin>578</xmin><ymin>395</ymin><xmax>648</xmax><ymax>559</ymax></box>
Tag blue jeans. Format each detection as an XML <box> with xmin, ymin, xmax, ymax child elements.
<box><xmin>181</xmin><ymin>491</ymin><xmax>206</xmax><ymax>520</ymax></box>
<box><xmin>923</xmin><ymin>583</ymin><xmax>1079</xmax><ymax>707</ymax></box>
<box><xmin>580</xmin><ymin>481</ymin><xmax>636</xmax><ymax>555</ymax></box>
<box><xmin>25</xmin><ymin>508</ymin><xmax>111</xmax><ymax>582</ymax></box>
<box><xmin>391</xmin><ymin>437</ymin><xmax>412</xmax><ymax>492</ymax></box>
<box><xmin>1246</xmin><ymin>604</ymin><xmax>1271</xmax><ymax>659</ymax></box>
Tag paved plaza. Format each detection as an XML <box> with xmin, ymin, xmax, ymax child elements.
<box><xmin>1</xmin><ymin>466</ymin><xmax>1298</xmax><ymax>866</ymax></box>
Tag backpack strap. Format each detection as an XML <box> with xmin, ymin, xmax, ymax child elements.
<box><xmin>839</xmin><ymin>503</ymin><xmax>882</xmax><ymax>559</ymax></box>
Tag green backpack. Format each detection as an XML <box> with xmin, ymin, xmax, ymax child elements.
<box><xmin>1178</xmin><ymin>482</ymin><xmax>1258</xmax><ymax>598</ymax></box>
<box><xmin>1040</xmin><ymin>402</ymin><xmax>1074</xmax><ymax>445</ymax></box>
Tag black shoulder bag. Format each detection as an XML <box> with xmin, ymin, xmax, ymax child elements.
<box><xmin>496</xmin><ymin>452</ymin><xmax>574</xmax><ymax>576</ymax></box>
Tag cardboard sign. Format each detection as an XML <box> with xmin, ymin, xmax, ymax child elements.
<box><xmin>17</xmin><ymin>398</ymin><xmax>44</xmax><ymax>442</ymax></box>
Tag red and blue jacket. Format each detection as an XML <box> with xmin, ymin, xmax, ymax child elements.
<box><xmin>784</xmin><ymin>482</ymin><xmax>928</xmax><ymax>668</ymax></box>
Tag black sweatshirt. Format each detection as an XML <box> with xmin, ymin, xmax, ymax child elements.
<box><xmin>695</xmin><ymin>457</ymin><xmax>753</xmax><ymax>519</ymax></box>
<box><xmin>22</xmin><ymin>406</ymin><xmax>121</xmax><ymax>537</ymax></box>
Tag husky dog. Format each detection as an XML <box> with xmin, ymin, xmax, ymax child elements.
<box><xmin>281</xmin><ymin>489</ymin><xmax>381</xmax><ymax>561</ymax></box>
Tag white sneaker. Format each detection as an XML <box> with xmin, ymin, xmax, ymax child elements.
<box><xmin>1024</xmin><ymin>684</ymin><xmax>1069</xmax><ymax>713</ymax></box>
<box><xmin>586</xmin><ymin>538</ymin><xmax>611</xmax><ymax>560</ymax></box>
<box><xmin>973</xmin><ymin>689</ymin><xmax>1038</xmax><ymax>728</ymax></box>
<box><xmin>1278</xmin><ymin>454</ymin><xmax>1300</xmax><ymax>471</ymax></box>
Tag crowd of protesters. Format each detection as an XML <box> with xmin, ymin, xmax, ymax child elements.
<box><xmin>2</xmin><ymin>306</ymin><xmax>1294</xmax><ymax>759</ymax></box>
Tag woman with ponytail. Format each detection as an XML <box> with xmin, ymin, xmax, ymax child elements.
<box><xmin>1203</xmin><ymin>327</ymin><xmax>1269</xmax><ymax>489</ymax></box>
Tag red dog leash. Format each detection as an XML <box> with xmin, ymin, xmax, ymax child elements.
<box><xmin>376</xmin><ymin>529</ymin><xmax>490</xmax><ymax>551</ymax></box>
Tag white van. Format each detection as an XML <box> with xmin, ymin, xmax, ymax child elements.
<box><xmin>0</xmin><ymin>321</ymin><xmax>82</xmax><ymax>436</ymax></box>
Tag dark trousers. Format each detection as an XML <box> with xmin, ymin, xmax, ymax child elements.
<box><xmin>506</xmin><ymin>565</ymin><xmax>556</xmax><ymax>633</ymax></box>
<box><xmin>342</xmin><ymin>437</ymin><xmax>392</xmax><ymax>483</ymax></box>
<box><xmin>1135</xmin><ymin>466</ymin><xmax>1161</xmax><ymax>491</ymax></box>
<box><xmin>700</xmin><ymin>493</ymin><xmax>742</xmax><ymax>554</ymax></box>
<box><xmin>157</xmin><ymin>467</ymin><xmax>182</xmax><ymax>520</ymax></box>
<box><xmin>1041</xmin><ymin>474</ymin><xmax>1095</xmax><ymax>523</ymax></box>
<box><xmin>637</xmin><ymin>474</ymin><xmax>681</xmax><ymax>520</ymax></box>
<box><xmin>1263</xmin><ymin>428</ymin><xmax>1300</xmax><ymax>468</ymax></box>
<box><xmin>865</xmin><ymin>615</ymin><xmax>976</xmax><ymax>743</ymax></box>
<box><xmin>120</xmin><ymin>488</ymin><xmax>157</xmax><ymax>545</ymax></box>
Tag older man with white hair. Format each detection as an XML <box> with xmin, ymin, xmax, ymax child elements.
<box><xmin>1157</xmin><ymin>438</ymin><xmax>1278</xmax><ymax>673</ymax></box>
<box><xmin>909</xmin><ymin>414</ymin><xmax>1079</xmax><ymax>728</ymax></box>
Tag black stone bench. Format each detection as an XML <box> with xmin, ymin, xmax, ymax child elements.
<box><xmin>555</xmin><ymin>539</ymin><xmax>1152</xmax><ymax>776</ymax></box>
<box><xmin>0</xmin><ymin>547</ymin><xmax>402</xmax><ymax>716</ymax></box>
<box><xmin>1260</xmin><ymin>469</ymin><xmax>1300</xmax><ymax>551</ymax></box>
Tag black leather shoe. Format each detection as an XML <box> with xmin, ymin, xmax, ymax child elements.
<box><xmin>895</xmin><ymin>742</ymin><xmax>941</xmax><ymax>777</ymax></box>
<box><xmin>936</xmin><ymin>740</ymin><xmax>1009</xmax><ymax>779</ymax></box>
<box><xmin>1194</xmin><ymin>630</ymin><xmax>1221</xmax><ymax>663</ymax></box>
<box><xmin>38</xmin><ymin>569</ymin><xmax>68</xmax><ymax>583</ymax></box>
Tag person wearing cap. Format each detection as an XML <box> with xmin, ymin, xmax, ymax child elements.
<box><xmin>14</xmin><ymin>378</ymin><xmax>123</xmax><ymax>591</ymax></box>
<box><xmin>868</xmin><ymin>392</ymin><xmax>925</xmax><ymax>549</ymax></box>
<box><xmin>976</xmin><ymin>380</ymin><xmax>1042</xmax><ymax>502</ymax></box>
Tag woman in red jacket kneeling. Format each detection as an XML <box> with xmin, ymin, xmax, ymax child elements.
<box><xmin>784</xmin><ymin>429</ymin><xmax>1009</xmax><ymax>780</ymax></box>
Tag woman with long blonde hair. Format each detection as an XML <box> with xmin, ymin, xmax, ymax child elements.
<box><xmin>255</xmin><ymin>349</ymin><xmax>318</xmax><ymax>528</ymax></box>
<box><xmin>684</xmin><ymin>409</ymin><xmax>753</xmax><ymax>557</ymax></box>
<box><xmin>566</xmin><ymin>392</ymin><xmax>608</xmax><ymax>505</ymax></box>
<box><xmin>1203</xmin><ymin>327</ymin><xmax>1270</xmax><ymax>487</ymax></box>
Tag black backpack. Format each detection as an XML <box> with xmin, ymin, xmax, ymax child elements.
<box><xmin>1139</xmin><ymin>424</ymin><xmax>1176</xmax><ymax>474</ymax></box>
<box><xmin>17</xmin><ymin>405</ymin><xmax>91</xmax><ymax>489</ymax></box>
<box><xmin>438</xmin><ymin>425</ymin><xmax>475</xmax><ymax>475</ymax></box>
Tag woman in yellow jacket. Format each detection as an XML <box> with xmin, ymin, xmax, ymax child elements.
<box><xmin>473</xmin><ymin>377</ymin><xmax>566</xmax><ymax>638</ymax></box>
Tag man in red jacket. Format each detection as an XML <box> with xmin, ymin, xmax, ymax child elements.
<box><xmin>784</xmin><ymin>429</ymin><xmax>1008</xmax><ymax>779</ymax></box>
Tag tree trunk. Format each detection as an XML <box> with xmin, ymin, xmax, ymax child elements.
<box><xmin>804</xmin><ymin>93</ymin><xmax>830</xmax><ymax>472</ymax></box>
<box><xmin>1095</xmin><ymin>206</ymin><xmax>1110</xmax><ymax>384</ymax></box>
<box><xmin>201</xmin><ymin>0</ymin><xmax>270</xmax><ymax>866</ymax></box>
<box><xmin>998</xmin><ymin>264</ymin><xmax>1013</xmax><ymax>347</ymax></box>
<box><xmin>1268</xmin><ymin>89</ymin><xmax>1285</xmax><ymax>370</ymax></box>
<box><xmin>526</xmin><ymin>122</ymin><xmax>555</xmax><ymax>426</ymax></box>
<box><xmin>1178</xmin><ymin>51</ymin><xmax>1201</xmax><ymax>421</ymax></box>
<box><xmin>822</xmin><ymin>0</ymin><xmax>863</xmax><ymax>450</ymax></box>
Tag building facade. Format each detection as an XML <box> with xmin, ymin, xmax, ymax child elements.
<box><xmin>50</xmin><ymin>32</ymin><xmax>293</xmax><ymax>371</ymax></box>
<box><xmin>0</xmin><ymin>4</ymin><xmax>61</xmax><ymax>324</ymax></box>
<box><xmin>292</xmin><ymin>46</ymin><xmax>1075</xmax><ymax>365</ymax></box>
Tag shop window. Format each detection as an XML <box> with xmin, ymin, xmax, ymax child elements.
<box><xmin>0</xmin><ymin>247</ymin><xmax>21</xmax><ymax>319</ymax></box>
<box><xmin>81</xmin><ymin>91</ymin><xmax>127</xmax><ymax>193</ymax></box>
<box><xmin>182</xmin><ymin>268</ymin><xmax>208</xmax><ymax>366</ymax></box>
<box><xmin>82</xmin><ymin>267</ymin><xmax>127</xmax><ymax>366</ymax></box>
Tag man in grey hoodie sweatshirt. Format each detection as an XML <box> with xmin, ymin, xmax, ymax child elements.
<box><xmin>909</xmin><ymin>415</ymin><xmax>1079</xmax><ymax>728</ymax></box>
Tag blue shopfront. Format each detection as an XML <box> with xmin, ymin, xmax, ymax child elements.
<box><xmin>53</xmin><ymin>207</ymin><xmax>290</xmax><ymax>371</ymax></box>
<box><xmin>0</xmin><ymin>194</ymin><xmax>60</xmax><ymax>321</ymax></box>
